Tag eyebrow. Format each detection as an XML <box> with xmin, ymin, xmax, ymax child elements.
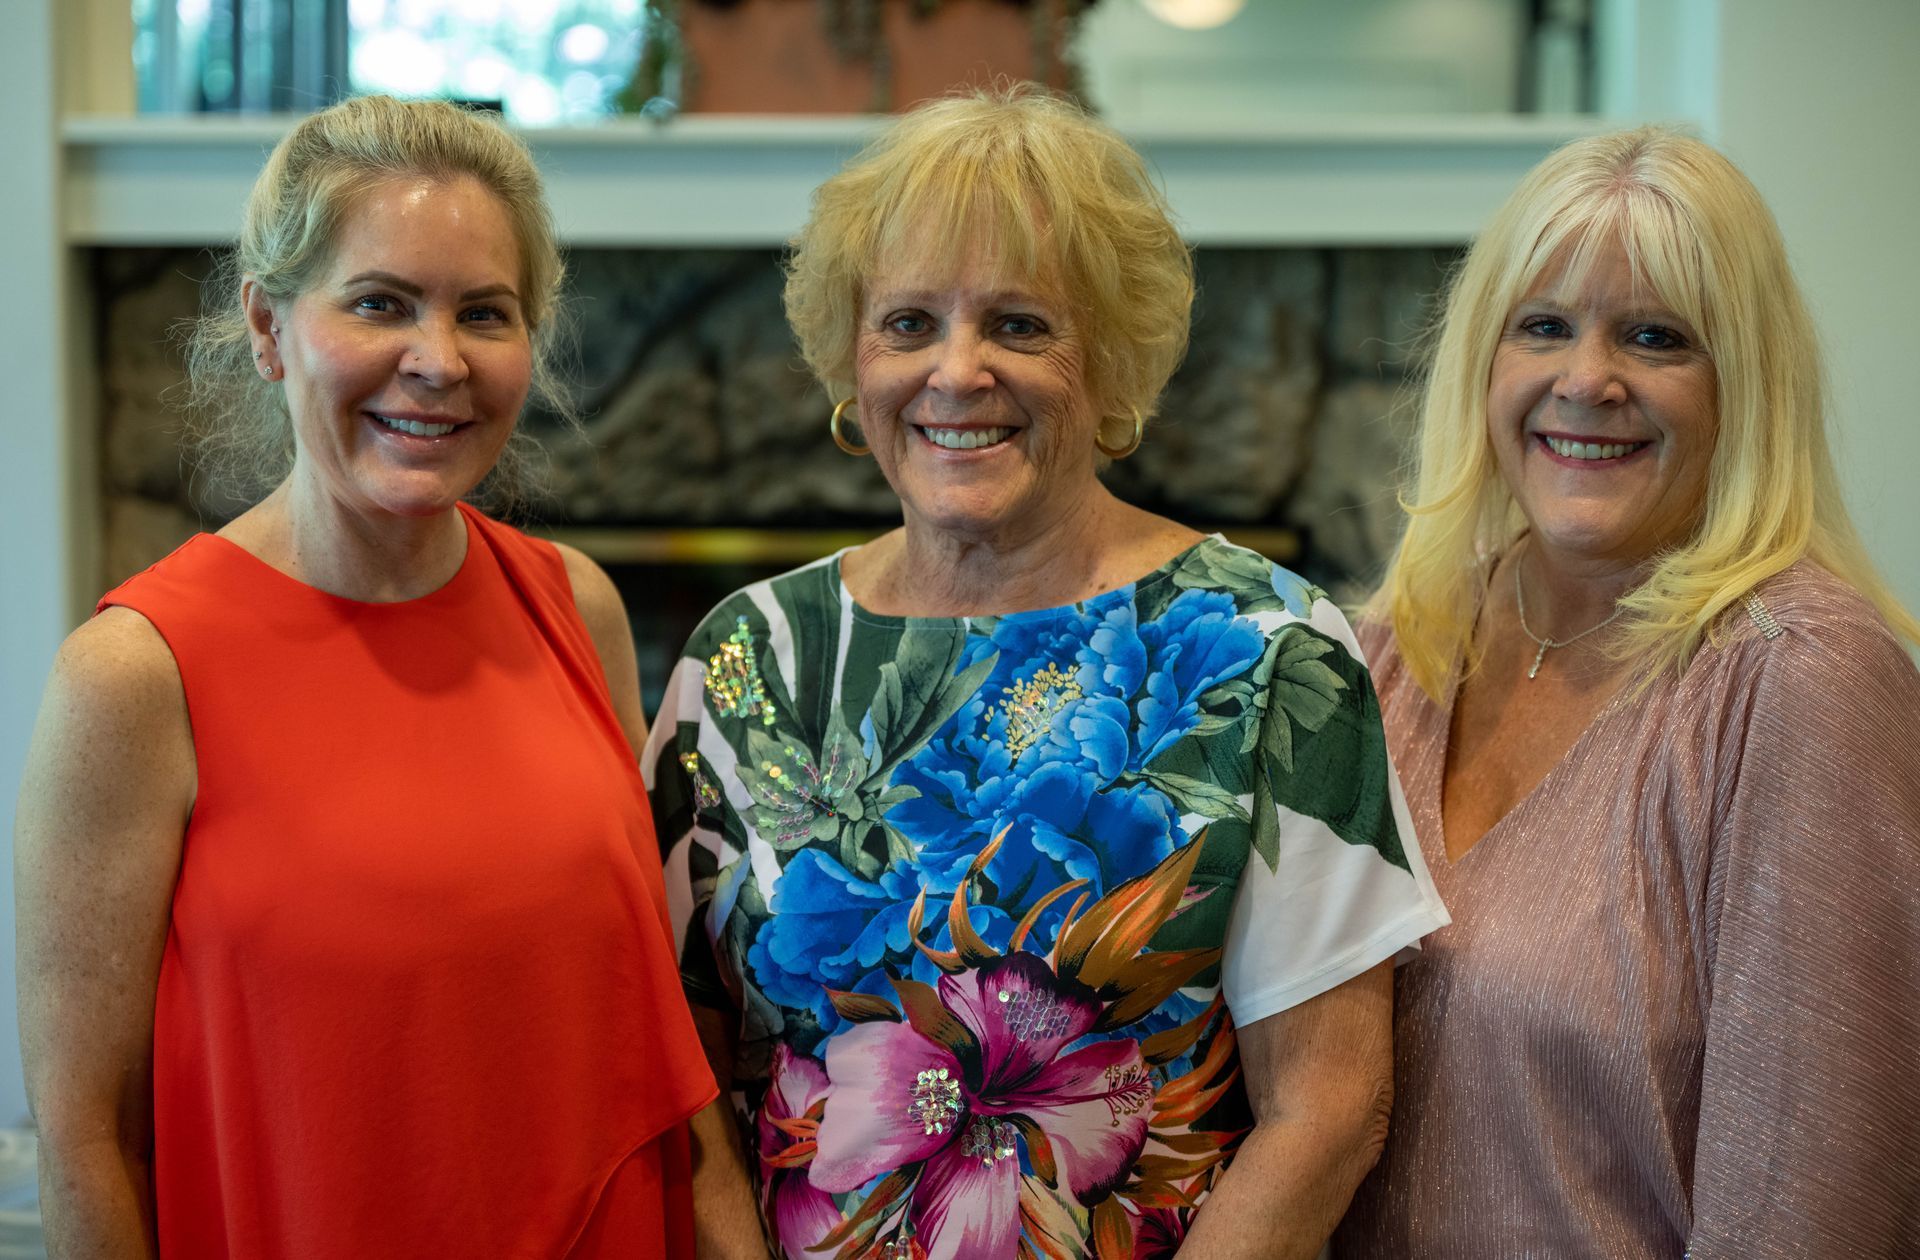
<box><xmin>341</xmin><ymin>270</ymin><xmax>520</xmax><ymax>304</ymax></box>
<box><xmin>869</xmin><ymin>288</ymin><xmax>1059</xmax><ymax>310</ymax></box>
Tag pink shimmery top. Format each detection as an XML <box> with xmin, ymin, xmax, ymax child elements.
<box><xmin>1334</xmin><ymin>562</ymin><xmax>1920</xmax><ymax>1259</ymax></box>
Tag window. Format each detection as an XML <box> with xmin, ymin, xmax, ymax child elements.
<box><xmin>131</xmin><ymin>0</ymin><xmax>653</xmax><ymax>124</ymax></box>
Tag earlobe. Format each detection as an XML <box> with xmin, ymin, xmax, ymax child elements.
<box><xmin>241</xmin><ymin>279</ymin><xmax>284</xmax><ymax>380</ymax></box>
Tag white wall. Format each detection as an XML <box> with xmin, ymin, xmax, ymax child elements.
<box><xmin>0</xmin><ymin>0</ymin><xmax>70</xmax><ymax>1127</ymax></box>
<box><xmin>1706</xmin><ymin>0</ymin><xmax>1920</xmax><ymax>618</ymax></box>
<box><xmin>1081</xmin><ymin>0</ymin><xmax>1529</xmax><ymax>124</ymax></box>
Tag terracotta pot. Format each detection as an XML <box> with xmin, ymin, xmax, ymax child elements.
<box><xmin>677</xmin><ymin>0</ymin><xmax>1081</xmax><ymax>114</ymax></box>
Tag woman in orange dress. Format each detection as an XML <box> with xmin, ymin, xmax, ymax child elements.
<box><xmin>14</xmin><ymin>96</ymin><xmax>753</xmax><ymax>1258</ymax></box>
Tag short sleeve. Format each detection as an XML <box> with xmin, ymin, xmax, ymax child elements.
<box><xmin>1687</xmin><ymin>612</ymin><xmax>1920</xmax><ymax>1256</ymax></box>
<box><xmin>1219</xmin><ymin>598</ymin><xmax>1449</xmax><ymax>1027</ymax></box>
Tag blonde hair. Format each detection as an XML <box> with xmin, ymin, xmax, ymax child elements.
<box><xmin>783</xmin><ymin>83</ymin><xmax>1194</xmax><ymax>443</ymax></box>
<box><xmin>1369</xmin><ymin>125</ymin><xmax>1918</xmax><ymax>698</ymax></box>
<box><xmin>182</xmin><ymin>95</ymin><xmax>573</xmax><ymax>513</ymax></box>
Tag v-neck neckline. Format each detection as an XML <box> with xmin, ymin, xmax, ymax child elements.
<box><xmin>1423</xmin><ymin>621</ymin><xmax>1643</xmax><ymax>870</ymax></box>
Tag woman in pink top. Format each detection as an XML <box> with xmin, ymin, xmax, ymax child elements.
<box><xmin>1335</xmin><ymin>127</ymin><xmax>1920</xmax><ymax>1257</ymax></box>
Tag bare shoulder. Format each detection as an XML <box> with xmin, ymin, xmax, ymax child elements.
<box><xmin>1122</xmin><ymin>505</ymin><xmax>1206</xmax><ymax>564</ymax></box>
<box><xmin>552</xmin><ymin>542</ymin><xmax>647</xmax><ymax>751</ymax></box>
<box><xmin>47</xmin><ymin>607</ymin><xmax>190</xmax><ymax>737</ymax></box>
<box><xmin>19</xmin><ymin>607</ymin><xmax>195</xmax><ymax>857</ymax></box>
<box><xmin>553</xmin><ymin>542</ymin><xmax>632</xmax><ymax>649</ymax></box>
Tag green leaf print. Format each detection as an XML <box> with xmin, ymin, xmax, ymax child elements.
<box><xmin>1248</xmin><ymin>626</ymin><xmax>1411</xmax><ymax>872</ymax></box>
<box><xmin>721</xmin><ymin>873</ymin><xmax>795</xmax><ymax>1075</ymax></box>
<box><xmin>740</xmin><ymin>715</ymin><xmax>870</xmax><ymax>855</ymax></box>
<box><xmin>771</xmin><ymin>563</ymin><xmax>844</xmax><ymax>734</ymax></box>
<box><xmin>1172</xmin><ymin>543</ymin><xmax>1284</xmax><ymax>615</ymax></box>
<box><xmin>1266</xmin><ymin>631</ymin><xmax>1346</xmax><ymax>753</ymax></box>
<box><xmin>1139</xmin><ymin>769</ymin><xmax>1252</xmax><ymax>823</ymax></box>
<box><xmin>864</xmin><ymin>637</ymin><xmax>998</xmax><ymax>785</ymax></box>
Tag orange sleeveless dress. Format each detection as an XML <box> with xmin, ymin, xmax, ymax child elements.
<box><xmin>100</xmin><ymin>503</ymin><xmax>716</xmax><ymax>1259</ymax></box>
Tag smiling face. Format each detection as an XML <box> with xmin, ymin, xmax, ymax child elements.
<box><xmin>853</xmin><ymin>238</ymin><xmax>1104</xmax><ymax>544</ymax></box>
<box><xmin>264</xmin><ymin>175</ymin><xmax>532</xmax><ymax>524</ymax></box>
<box><xmin>1487</xmin><ymin>236</ymin><xmax>1719</xmax><ymax>575</ymax></box>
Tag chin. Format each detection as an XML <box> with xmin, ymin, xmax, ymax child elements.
<box><xmin>928</xmin><ymin>494</ymin><xmax>1038</xmax><ymax>536</ymax></box>
<box><xmin>1527</xmin><ymin>515</ymin><xmax>1663</xmax><ymax>568</ymax></box>
<box><xmin>363</xmin><ymin>475</ymin><xmax>481</xmax><ymax>521</ymax></box>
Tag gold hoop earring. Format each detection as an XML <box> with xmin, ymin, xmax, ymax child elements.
<box><xmin>830</xmin><ymin>398</ymin><xmax>870</xmax><ymax>457</ymax></box>
<box><xmin>1095</xmin><ymin>408</ymin><xmax>1145</xmax><ymax>460</ymax></box>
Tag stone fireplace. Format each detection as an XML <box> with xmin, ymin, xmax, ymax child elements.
<box><xmin>96</xmin><ymin>243</ymin><xmax>1453</xmax><ymax>707</ymax></box>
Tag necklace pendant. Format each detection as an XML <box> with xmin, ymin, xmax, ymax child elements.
<box><xmin>1528</xmin><ymin>640</ymin><xmax>1548</xmax><ymax>680</ymax></box>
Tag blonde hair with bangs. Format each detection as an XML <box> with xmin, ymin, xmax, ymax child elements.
<box><xmin>783</xmin><ymin>84</ymin><xmax>1194</xmax><ymax>439</ymax></box>
<box><xmin>1371</xmin><ymin>125</ymin><xmax>1918</xmax><ymax>698</ymax></box>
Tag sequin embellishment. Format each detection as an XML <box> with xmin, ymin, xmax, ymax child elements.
<box><xmin>906</xmin><ymin>1067</ymin><xmax>963</xmax><ymax>1135</ymax></box>
<box><xmin>706</xmin><ymin>616</ymin><xmax>777</xmax><ymax>726</ymax></box>
<box><xmin>753</xmin><ymin>741</ymin><xmax>860</xmax><ymax>849</ymax></box>
<box><xmin>1000</xmin><ymin>987</ymin><xmax>1073</xmax><ymax>1041</ymax></box>
<box><xmin>677</xmin><ymin>751</ymin><xmax>723</xmax><ymax>812</ymax></box>
<box><xmin>999</xmin><ymin>663</ymin><xmax>1083</xmax><ymax>757</ymax></box>
<box><xmin>961</xmin><ymin>1117</ymin><xmax>1019</xmax><ymax>1167</ymax></box>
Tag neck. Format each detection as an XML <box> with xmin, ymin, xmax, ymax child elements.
<box><xmin>259</xmin><ymin>475</ymin><xmax>470</xmax><ymax>602</ymax></box>
<box><xmin>865</xmin><ymin>484</ymin><xmax>1129</xmax><ymax>616</ymax></box>
<box><xmin>1513</xmin><ymin>536</ymin><xmax>1647</xmax><ymax>640</ymax></box>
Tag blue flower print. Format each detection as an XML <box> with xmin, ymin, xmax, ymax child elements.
<box><xmin>748</xmin><ymin>849</ymin><xmax>1014</xmax><ymax>1036</ymax></box>
<box><xmin>886</xmin><ymin>586</ymin><xmax>1263</xmax><ymax>928</ymax></box>
<box><xmin>1271</xmin><ymin>565</ymin><xmax>1319</xmax><ymax>618</ymax></box>
<box><xmin>1130</xmin><ymin>589</ymin><xmax>1266</xmax><ymax>766</ymax></box>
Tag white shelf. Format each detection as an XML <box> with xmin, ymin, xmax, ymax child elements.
<box><xmin>62</xmin><ymin>112</ymin><xmax>1602</xmax><ymax>249</ymax></box>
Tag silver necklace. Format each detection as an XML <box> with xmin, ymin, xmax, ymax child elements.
<box><xmin>1513</xmin><ymin>559</ymin><xmax>1626</xmax><ymax>680</ymax></box>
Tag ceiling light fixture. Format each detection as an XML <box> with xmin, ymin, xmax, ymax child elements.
<box><xmin>1139</xmin><ymin>0</ymin><xmax>1248</xmax><ymax>31</ymax></box>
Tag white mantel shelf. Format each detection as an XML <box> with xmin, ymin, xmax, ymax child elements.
<box><xmin>62</xmin><ymin>113</ymin><xmax>1603</xmax><ymax>248</ymax></box>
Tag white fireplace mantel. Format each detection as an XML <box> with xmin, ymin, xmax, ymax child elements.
<box><xmin>62</xmin><ymin>112</ymin><xmax>1602</xmax><ymax>249</ymax></box>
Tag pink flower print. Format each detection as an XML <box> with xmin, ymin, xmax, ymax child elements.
<box><xmin>1127</xmin><ymin>1203</ymin><xmax>1186</xmax><ymax>1256</ymax></box>
<box><xmin>757</xmin><ymin>1045</ymin><xmax>839</xmax><ymax>1259</ymax></box>
<box><xmin>809</xmin><ymin>952</ymin><xmax>1154</xmax><ymax>1260</ymax></box>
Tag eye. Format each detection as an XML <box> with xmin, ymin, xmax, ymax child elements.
<box><xmin>884</xmin><ymin>312</ymin><xmax>930</xmax><ymax>336</ymax></box>
<box><xmin>353</xmin><ymin>293</ymin><xmax>399</xmax><ymax>315</ymax></box>
<box><xmin>1629</xmin><ymin>324</ymin><xmax>1688</xmax><ymax>351</ymax></box>
<box><xmin>997</xmin><ymin>313</ymin><xmax>1048</xmax><ymax>337</ymax></box>
<box><xmin>461</xmin><ymin>305</ymin><xmax>511</xmax><ymax>326</ymax></box>
<box><xmin>1518</xmin><ymin>314</ymin><xmax>1570</xmax><ymax>338</ymax></box>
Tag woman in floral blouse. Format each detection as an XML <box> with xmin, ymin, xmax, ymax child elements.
<box><xmin>643</xmin><ymin>85</ymin><xmax>1448</xmax><ymax>1260</ymax></box>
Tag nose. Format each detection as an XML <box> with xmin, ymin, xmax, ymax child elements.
<box><xmin>1553</xmin><ymin>333</ymin><xmax>1626</xmax><ymax>407</ymax></box>
<box><xmin>927</xmin><ymin>327</ymin><xmax>994</xmax><ymax>397</ymax></box>
<box><xmin>403</xmin><ymin>317</ymin><xmax>469</xmax><ymax>388</ymax></box>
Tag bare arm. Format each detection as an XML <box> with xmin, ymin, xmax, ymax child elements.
<box><xmin>685</xmin><ymin>1007</ymin><xmax>769</xmax><ymax>1259</ymax></box>
<box><xmin>560</xmin><ymin>546</ymin><xmax>768</xmax><ymax>1257</ymax></box>
<box><xmin>16</xmin><ymin>609</ymin><xmax>194</xmax><ymax>1259</ymax></box>
<box><xmin>1178</xmin><ymin>961</ymin><xmax>1395</xmax><ymax>1259</ymax></box>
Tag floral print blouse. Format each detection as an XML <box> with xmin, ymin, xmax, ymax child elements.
<box><xmin>642</xmin><ymin>536</ymin><xmax>1447</xmax><ymax>1260</ymax></box>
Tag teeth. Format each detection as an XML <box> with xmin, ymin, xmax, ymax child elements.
<box><xmin>922</xmin><ymin>426</ymin><xmax>1012</xmax><ymax>450</ymax></box>
<box><xmin>1546</xmin><ymin>437</ymin><xmax>1639</xmax><ymax>460</ymax></box>
<box><xmin>376</xmin><ymin>414</ymin><xmax>458</xmax><ymax>437</ymax></box>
